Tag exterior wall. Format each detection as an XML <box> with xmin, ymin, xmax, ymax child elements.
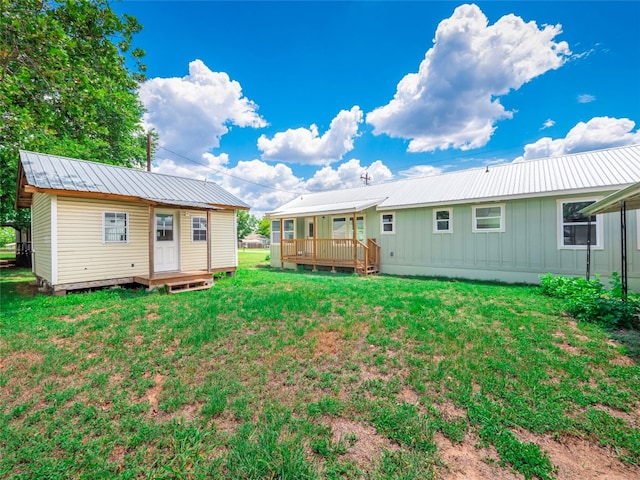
<box><xmin>180</xmin><ymin>210</ymin><xmax>208</xmax><ymax>271</ymax></box>
<box><xmin>269</xmin><ymin>194</ymin><xmax>640</xmax><ymax>291</ymax></box>
<box><xmin>31</xmin><ymin>193</ymin><xmax>53</xmax><ymax>284</ymax></box>
<box><xmin>211</xmin><ymin>210</ymin><xmax>237</xmax><ymax>269</ymax></box>
<box><xmin>56</xmin><ymin>197</ymin><xmax>149</xmax><ymax>284</ymax></box>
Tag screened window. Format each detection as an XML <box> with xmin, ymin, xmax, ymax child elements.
<box><xmin>472</xmin><ymin>205</ymin><xmax>504</xmax><ymax>232</ymax></box>
<box><xmin>307</xmin><ymin>221</ymin><xmax>314</xmax><ymax>239</ymax></box>
<box><xmin>381</xmin><ymin>213</ymin><xmax>395</xmax><ymax>234</ymax></box>
<box><xmin>560</xmin><ymin>200</ymin><xmax>598</xmax><ymax>247</ymax></box>
<box><xmin>283</xmin><ymin>219</ymin><xmax>295</xmax><ymax>240</ymax></box>
<box><xmin>333</xmin><ymin>217</ymin><xmax>347</xmax><ymax>239</ymax></box>
<box><xmin>271</xmin><ymin>220</ymin><xmax>281</xmax><ymax>244</ymax></box>
<box><xmin>434</xmin><ymin>209</ymin><xmax>452</xmax><ymax>233</ymax></box>
<box><xmin>104</xmin><ymin>212</ymin><xmax>128</xmax><ymax>243</ymax></box>
<box><xmin>192</xmin><ymin>216</ymin><xmax>207</xmax><ymax>242</ymax></box>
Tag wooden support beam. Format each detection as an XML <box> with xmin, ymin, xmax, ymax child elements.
<box><xmin>149</xmin><ymin>205</ymin><xmax>155</xmax><ymax>280</ymax></box>
<box><xmin>207</xmin><ymin>209</ymin><xmax>212</xmax><ymax>273</ymax></box>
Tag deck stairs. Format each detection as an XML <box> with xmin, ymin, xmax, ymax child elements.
<box><xmin>165</xmin><ymin>278</ymin><xmax>213</xmax><ymax>294</ymax></box>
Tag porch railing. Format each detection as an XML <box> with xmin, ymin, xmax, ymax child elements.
<box><xmin>281</xmin><ymin>238</ymin><xmax>380</xmax><ymax>274</ymax></box>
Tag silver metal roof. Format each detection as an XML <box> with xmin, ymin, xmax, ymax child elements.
<box><xmin>269</xmin><ymin>145</ymin><xmax>640</xmax><ymax>217</ymax></box>
<box><xmin>19</xmin><ymin>151</ymin><xmax>249</xmax><ymax>210</ymax></box>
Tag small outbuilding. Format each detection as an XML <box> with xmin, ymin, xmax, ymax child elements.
<box><xmin>16</xmin><ymin>151</ymin><xmax>249</xmax><ymax>294</ymax></box>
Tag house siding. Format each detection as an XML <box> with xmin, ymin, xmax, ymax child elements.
<box><xmin>56</xmin><ymin>197</ymin><xmax>149</xmax><ymax>284</ymax></box>
<box><xmin>31</xmin><ymin>193</ymin><xmax>52</xmax><ymax>284</ymax></box>
<box><xmin>211</xmin><ymin>210</ymin><xmax>237</xmax><ymax>269</ymax></box>
<box><xmin>180</xmin><ymin>210</ymin><xmax>208</xmax><ymax>271</ymax></box>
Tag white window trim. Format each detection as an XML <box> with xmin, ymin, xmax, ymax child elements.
<box><xmin>433</xmin><ymin>208</ymin><xmax>453</xmax><ymax>233</ymax></box>
<box><xmin>306</xmin><ymin>219</ymin><xmax>314</xmax><ymax>239</ymax></box>
<box><xmin>331</xmin><ymin>215</ymin><xmax>366</xmax><ymax>240</ymax></box>
<box><xmin>637</xmin><ymin>210</ymin><xmax>640</xmax><ymax>250</ymax></box>
<box><xmin>472</xmin><ymin>203</ymin><xmax>505</xmax><ymax>233</ymax></box>
<box><xmin>103</xmin><ymin>211</ymin><xmax>129</xmax><ymax>244</ymax></box>
<box><xmin>271</xmin><ymin>219</ymin><xmax>281</xmax><ymax>245</ymax></box>
<box><xmin>51</xmin><ymin>195</ymin><xmax>58</xmax><ymax>285</ymax></box>
<box><xmin>380</xmin><ymin>212</ymin><xmax>395</xmax><ymax>235</ymax></box>
<box><xmin>557</xmin><ymin>198</ymin><xmax>603</xmax><ymax>250</ymax></box>
<box><xmin>191</xmin><ymin>215</ymin><xmax>207</xmax><ymax>242</ymax></box>
<box><xmin>283</xmin><ymin>218</ymin><xmax>295</xmax><ymax>240</ymax></box>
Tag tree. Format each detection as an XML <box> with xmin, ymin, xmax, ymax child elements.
<box><xmin>236</xmin><ymin>210</ymin><xmax>258</xmax><ymax>240</ymax></box>
<box><xmin>257</xmin><ymin>217</ymin><xmax>271</xmax><ymax>238</ymax></box>
<box><xmin>0</xmin><ymin>0</ymin><xmax>148</xmax><ymax>230</ymax></box>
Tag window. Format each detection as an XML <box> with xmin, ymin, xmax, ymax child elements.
<box><xmin>558</xmin><ymin>199</ymin><xmax>600</xmax><ymax>248</ymax></box>
<box><xmin>283</xmin><ymin>219</ymin><xmax>294</xmax><ymax>239</ymax></box>
<box><xmin>472</xmin><ymin>204</ymin><xmax>505</xmax><ymax>232</ymax></box>
<box><xmin>104</xmin><ymin>212</ymin><xmax>128</xmax><ymax>243</ymax></box>
<box><xmin>433</xmin><ymin>209</ymin><xmax>452</xmax><ymax>233</ymax></box>
<box><xmin>381</xmin><ymin>213</ymin><xmax>395</xmax><ymax>234</ymax></box>
<box><xmin>192</xmin><ymin>216</ymin><xmax>207</xmax><ymax>242</ymax></box>
<box><xmin>332</xmin><ymin>216</ymin><xmax>365</xmax><ymax>240</ymax></box>
<box><xmin>271</xmin><ymin>220</ymin><xmax>281</xmax><ymax>244</ymax></box>
<box><xmin>307</xmin><ymin>221</ymin><xmax>314</xmax><ymax>239</ymax></box>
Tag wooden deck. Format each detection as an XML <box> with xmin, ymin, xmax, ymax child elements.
<box><xmin>134</xmin><ymin>270</ymin><xmax>213</xmax><ymax>293</ymax></box>
<box><xmin>281</xmin><ymin>238</ymin><xmax>381</xmax><ymax>275</ymax></box>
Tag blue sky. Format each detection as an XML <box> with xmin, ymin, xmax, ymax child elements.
<box><xmin>114</xmin><ymin>1</ymin><xmax>640</xmax><ymax>215</ymax></box>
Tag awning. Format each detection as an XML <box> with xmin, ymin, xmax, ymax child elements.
<box><xmin>267</xmin><ymin>198</ymin><xmax>386</xmax><ymax>218</ymax></box>
<box><xmin>580</xmin><ymin>182</ymin><xmax>640</xmax><ymax>215</ymax></box>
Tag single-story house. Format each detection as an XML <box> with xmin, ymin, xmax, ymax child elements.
<box><xmin>16</xmin><ymin>151</ymin><xmax>249</xmax><ymax>294</ymax></box>
<box><xmin>267</xmin><ymin>145</ymin><xmax>640</xmax><ymax>292</ymax></box>
<box><xmin>240</xmin><ymin>233</ymin><xmax>269</xmax><ymax>248</ymax></box>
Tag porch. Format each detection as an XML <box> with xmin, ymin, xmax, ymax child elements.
<box><xmin>281</xmin><ymin>238</ymin><xmax>381</xmax><ymax>275</ymax></box>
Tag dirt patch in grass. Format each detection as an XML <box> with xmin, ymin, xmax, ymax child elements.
<box><xmin>397</xmin><ymin>386</ymin><xmax>420</xmax><ymax>405</ymax></box>
<box><xmin>513</xmin><ymin>428</ymin><xmax>640</xmax><ymax>479</ymax></box>
<box><xmin>558</xmin><ymin>343</ymin><xmax>581</xmax><ymax>355</ymax></box>
<box><xmin>141</xmin><ymin>373</ymin><xmax>166</xmax><ymax>417</ymax></box>
<box><xmin>435</xmin><ymin>400</ymin><xmax>467</xmax><ymax>420</ymax></box>
<box><xmin>58</xmin><ymin>308</ymin><xmax>107</xmax><ymax>322</ymax></box>
<box><xmin>327</xmin><ymin>417</ymin><xmax>398</xmax><ymax>471</ymax></box>
<box><xmin>312</xmin><ymin>329</ymin><xmax>344</xmax><ymax>357</ymax></box>
<box><xmin>16</xmin><ymin>282</ymin><xmax>38</xmax><ymax>297</ymax></box>
<box><xmin>610</xmin><ymin>354</ymin><xmax>635</xmax><ymax>366</ymax></box>
<box><xmin>435</xmin><ymin>431</ymin><xmax>520</xmax><ymax>480</ymax></box>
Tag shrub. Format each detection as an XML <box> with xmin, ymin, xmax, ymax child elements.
<box><xmin>540</xmin><ymin>273</ymin><xmax>639</xmax><ymax>329</ymax></box>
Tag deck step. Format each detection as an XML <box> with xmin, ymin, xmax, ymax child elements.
<box><xmin>165</xmin><ymin>279</ymin><xmax>213</xmax><ymax>294</ymax></box>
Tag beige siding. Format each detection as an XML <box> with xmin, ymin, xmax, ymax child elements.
<box><xmin>211</xmin><ymin>210</ymin><xmax>237</xmax><ymax>269</ymax></box>
<box><xmin>180</xmin><ymin>210</ymin><xmax>208</xmax><ymax>271</ymax></box>
<box><xmin>56</xmin><ymin>197</ymin><xmax>149</xmax><ymax>284</ymax></box>
<box><xmin>31</xmin><ymin>193</ymin><xmax>53</xmax><ymax>283</ymax></box>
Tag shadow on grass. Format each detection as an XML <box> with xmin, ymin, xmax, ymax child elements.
<box><xmin>608</xmin><ymin>328</ymin><xmax>640</xmax><ymax>363</ymax></box>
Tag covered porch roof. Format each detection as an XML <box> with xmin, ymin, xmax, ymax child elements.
<box><xmin>580</xmin><ymin>181</ymin><xmax>640</xmax><ymax>215</ymax></box>
<box><xmin>267</xmin><ymin>198</ymin><xmax>386</xmax><ymax>219</ymax></box>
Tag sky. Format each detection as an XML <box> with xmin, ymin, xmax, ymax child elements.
<box><xmin>113</xmin><ymin>1</ymin><xmax>640</xmax><ymax>216</ymax></box>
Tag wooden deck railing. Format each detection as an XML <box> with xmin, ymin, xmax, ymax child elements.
<box><xmin>281</xmin><ymin>238</ymin><xmax>380</xmax><ymax>274</ymax></box>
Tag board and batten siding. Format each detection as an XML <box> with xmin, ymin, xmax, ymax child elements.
<box><xmin>379</xmin><ymin>193</ymin><xmax>639</xmax><ymax>288</ymax></box>
<box><xmin>180</xmin><ymin>210</ymin><xmax>208</xmax><ymax>271</ymax></box>
<box><xmin>56</xmin><ymin>197</ymin><xmax>149</xmax><ymax>284</ymax></box>
<box><xmin>31</xmin><ymin>193</ymin><xmax>53</xmax><ymax>284</ymax></box>
<box><xmin>211</xmin><ymin>210</ymin><xmax>237</xmax><ymax>269</ymax></box>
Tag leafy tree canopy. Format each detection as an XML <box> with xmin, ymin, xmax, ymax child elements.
<box><xmin>257</xmin><ymin>217</ymin><xmax>270</xmax><ymax>238</ymax></box>
<box><xmin>0</xmin><ymin>0</ymin><xmax>148</xmax><ymax>229</ymax></box>
<box><xmin>237</xmin><ymin>210</ymin><xmax>258</xmax><ymax>240</ymax></box>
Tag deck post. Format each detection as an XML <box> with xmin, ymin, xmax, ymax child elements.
<box><xmin>313</xmin><ymin>216</ymin><xmax>317</xmax><ymax>271</ymax></box>
<box><xmin>279</xmin><ymin>218</ymin><xmax>284</xmax><ymax>270</ymax></box>
<box><xmin>207</xmin><ymin>209</ymin><xmax>212</xmax><ymax>273</ymax></box>
<box><xmin>148</xmin><ymin>205</ymin><xmax>155</xmax><ymax>280</ymax></box>
<box><xmin>352</xmin><ymin>211</ymin><xmax>357</xmax><ymax>271</ymax></box>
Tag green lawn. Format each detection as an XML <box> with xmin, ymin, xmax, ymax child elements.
<box><xmin>1</xmin><ymin>253</ymin><xmax>639</xmax><ymax>479</ymax></box>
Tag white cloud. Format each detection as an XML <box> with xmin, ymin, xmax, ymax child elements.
<box><xmin>257</xmin><ymin>106</ymin><xmax>363</xmax><ymax>165</ymax></box>
<box><xmin>305</xmin><ymin>159</ymin><xmax>393</xmax><ymax>192</ymax></box>
<box><xmin>514</xmin><ymin>116</ymin><xmax>640</xmax><ymax>161</ymax></box>
<box><xmin>577</xmin><ymin>94</ymin><xmax>596</xmax><ymax>103</ymax></box>
<box><xmin>541</xmin><ymin>119</ymin><xmax>555</xmax><ymax>129</ymax></box>
<box><xmin>139</xmin><ymin>59</ymin><xmax>267</xmax><ymax>159</ymax></box>
<box><xmin>399</xmin><ymin>165</ymin><xmax>443</xmax><ymax>178</ymax></box>
<box><xmin>366</xmin><ymin>3</ymin><xmax>570</xmax><ymax>153</ymax></box>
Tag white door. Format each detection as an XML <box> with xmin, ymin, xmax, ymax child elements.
<box><xmin>154</xmin><ymin>211</ymin><xmax>178</xmax><ymax>272</ymax></box>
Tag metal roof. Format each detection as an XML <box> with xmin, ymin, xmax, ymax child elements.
<box><xmin>18</xmin><ymin>151</ymin><xmax>249</xmax><ymax>210</ymax></box>
<box><xmin>269</xmin><ymin>145</ymin><xmax>640</xmax><ymax>217</ymax></box>
<box><xmin>580</xmin><ymin>181</ymin><xmax>640</xmax><ymax>215</ymax></box>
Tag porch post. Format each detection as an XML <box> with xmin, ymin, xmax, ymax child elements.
<box><xmin>148</xmin><ymin>205</ymin><xmax>155</xmax><ymax>280</ymax></box>
<box><xmin>207</xmin><ymin>209</ymin><xmax>212</xmax><ymax>273</ymax></box>
<box><xmin>279</xmin><ymin>218</ymin><xmax>284</xmax><ymax>270</ymax></box>
<box><xmin>353</xmin><ymin>211</ymin><xmax>357</xmax><ymax>268</ymax></box>
<box><xmin>313</xmin><ymin>216</ymin><xmax>317</xmax><ymax>271</ymax></box>
<box><xmin>621</xmin><ymin>200</ymin><xmax>628</xmax><ymax>298</ymax></box>
<box><xmin>586</xmin><ymin>216</ymin><xmax>591</xmax><ymax>281</ymax></box>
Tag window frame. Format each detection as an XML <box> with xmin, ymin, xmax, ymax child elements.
<box><xmin>433</xmin><ymin>208</ymin><xmax>453</xmax><ymax>233</ymax></box>
<box><xmin>472</xmin><ymin>204</ymin><xmax>505</xmax><ymax>233</ymax></box>
<box><xmin>271</xmin><ymin>219</ymin><xmax>281</xmax><ymax>245</ymax></box>
<box><xmin>191</xmin><ymin>215</ymin><xmax>207</xmax><ymax>242</ymax></box>
<box><xmin>557</xmin><ymin>198</ymin><xmax>603</xmax><ymax>249</ymax></box>
<box><xmin>331</xmin><ymin>215</ymin><xmax>365</xmax><ymax>241</ymax></box>
<box><xmin>103</xmin><ymin>211</ymin><xmax>128</xmax><ymax>244</ymax></box>
<box><xmin>283</xmin><ymin>219</ymin><xmax>295</xmax><ymax>240</ymax></box>
<box><xmin>380</xmin><ymin>212</ymin><xmax>395</xmax><ymax>235</ymax></box>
